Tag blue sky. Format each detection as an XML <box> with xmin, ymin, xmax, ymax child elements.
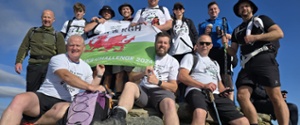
<box><xmin>0</xmin><ymin>0</ymin><xmax>299</xmax><ymax>123</ymax></box>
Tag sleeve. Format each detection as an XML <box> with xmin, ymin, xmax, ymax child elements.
<box><xmin>180</xmin><ymin>53</ymin><xmax>194</xmax><ymax>72</ymax></box>
<box><xmin>60</xmin><ymin>20</ymin><xmax>69</xmax><ymax>33</ymax></box>
<box><xmin>163</xmin><ymin>7</ymin><xmax>172</xmax><ymax>21</ymax></box>
<box><xmin>226</xmin><ymin>21</ymin><xmax>233</xmax><ymax>34</ymax></box>
<box><xmin>259</xmin><ymin>15</ymin><xmax>276</xmax><ymax>32</ymax></box>
<box><xmin>168</xmin><ymin>58</ymin><xmax>179</xmax><ymax>80</ymax></box>
<box><xmin>15</xmin><ymin>28</ymin><xmax>33</xmax><ymax>64</ymax></box>
<box><xmin>188</xmin><ymin>19</ymin><xmax>199</xmax><ymax>45</ymax></box>
<box><xmin>84</xmin><ymin>63</ymin><xmax>93</xmax><ymax>84</ymax></box>
<box><xmin>131</xmin><ymin>9</ymin><xmax>142</xmax><ymax>23</ymax></box>
<box><xmin>49</xmin><ymin>55</ymin><xmax>68</xmax><ymax>73</ymax></box>
<box><xmin>55</xmin><ymin>32</ymin><xmax>67</xmax><ymax>54</ymax></box>
<box><xmin>231</xmin><ymin>28</ymin><xmax>238</xmax><ymax>44</ymax></box>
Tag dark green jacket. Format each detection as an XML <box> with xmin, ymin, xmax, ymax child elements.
<box><xmin>15</xmin><ymin>26</ymin><xmax>66</xmax><ymax>64</ymax></box>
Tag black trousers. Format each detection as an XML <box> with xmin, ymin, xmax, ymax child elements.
<box><xmin>26</xmin><ymin>63</ymin><xmax>48</xmax><ymax>92</ymax></box>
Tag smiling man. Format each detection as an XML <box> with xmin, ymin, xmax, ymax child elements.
<box><xmin>15</xmin><ymin>9</ymin><xmax>66</xmax><ymax>92</ymax></box>
<box><xmin>100</xmin><ymin>32</ymin><xmax>180</xmax><ymax>125</ymax></box>
<box><xmin>0</xmin><ymin>35</ymin><xmax>106</xmax><ymax>125</ymax></box>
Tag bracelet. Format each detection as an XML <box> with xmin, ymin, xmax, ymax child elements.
<box><xmin>157</xmin><ymin>80</ymin><xmax>162</xmax><ymax>86</ymax></box>
<box><xmin>97</xmin><ymin>74</ymin><xmax>103</xmax><ymax>78</ymax></box>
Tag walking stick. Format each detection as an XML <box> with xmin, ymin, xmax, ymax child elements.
<box><xmin>207</xmin><ymin>90</ymin><xmax>222</xmax><ymax>125</ymax></box>
<box><xmin>222</xmin><ymin>17</ymin><xmax>228</xmax><ymax>88</ymax></box>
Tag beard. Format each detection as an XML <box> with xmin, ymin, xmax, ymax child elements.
<box><xmin>156</xmin><ymin>47</ymin><xmax>168</xmax><ymax>57</ymax></box>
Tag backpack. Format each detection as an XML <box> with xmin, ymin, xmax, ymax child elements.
<box><xmin>140</xmin><ymin>6</ymin><xmax>165</xmax><ymax>15</ymax></box>
<box><xmin>65</xmin><ymin>17</ymin><xmax>88</xmax><ymax>38</ymax></box>
<box><xmin>61</xmin><ymin>91</ymin><xmax>111</xmax><ymax>125</ymax></box>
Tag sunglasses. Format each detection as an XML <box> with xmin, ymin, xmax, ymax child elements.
<box><xmin>199</xmin><ymin>42</ymin><xmax>212</xmax><ymax>46</ymax></box>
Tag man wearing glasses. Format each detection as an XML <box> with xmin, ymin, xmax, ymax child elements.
<box><xmin>178</xmin><ymin>34</ymin><xmax>248</xmax><ymax>125</ymax></box>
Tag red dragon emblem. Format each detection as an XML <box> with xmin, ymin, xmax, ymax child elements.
<box><xmin>85</xmin><ymin>34</ymin><xmax>135</xmax><ymax>52</ymax></box>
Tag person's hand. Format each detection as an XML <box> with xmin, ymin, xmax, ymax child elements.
<box><xmin>244</xmin><ymin>35</ymin><xmax>258</xmax><ymax>44</ymax></box>
<box><xmin>219</xmin><ymin>87</ymin><xmax>233</xmax><ymax>98</ymax></box>
<box><xmin>15</xmin><ymin>63</ymin><xmax>22</xmax><ymax>74</ymax></box>
<box><xmin>88</xmin><ymin>84</ymin><xmax>106</xmax><ymax>92</ymax></box>
<box><xmin>205</xmin><ymin>24</ymin><xmax>213</xmax><ymax>35</ymax></box>
<box><xmin>96</xmin><ymin>64</ymin><xmax>105</xmax><ymax>77</ymax></box>
<box><xmin>145</xmin><ymin>66</ymin><xmax>159</xmax><ymax>85</ymax></box>
<box><xmin>203</xmin><ymin>83</ymin><xmax>217</xmax><ymax>92</ymax></box>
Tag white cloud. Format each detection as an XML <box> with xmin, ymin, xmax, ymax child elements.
<box><xmin>0</xmin><ymin>69</ymin><xmax>25</xmax><ymax>86</ymax></box>
<box><xmin>0</xmin><ymin>86</ymin><xmax>25</xmax><ymax>97</ymax></box>
<box><xmin>0</xmin><ymin>0</ymin><xmax>68</xmax><ymax>52</ymax></box>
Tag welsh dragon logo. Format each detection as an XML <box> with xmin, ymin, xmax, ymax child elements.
<box><xmin>85</xmin><ymin>34</ymin><xmax>135</xmax><ymax>52</ymax></box>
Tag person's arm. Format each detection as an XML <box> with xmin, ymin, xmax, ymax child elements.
<box><xmin>249</xmin><ymin>24</ymin><xmax>283</xmax><ymax>43</ymax></box>
<box><xmin>178</xmin><ymin>68</ymin><xmax>205</xmax><ymax>88</ymax></box>
<box><xmin>154</xmin><ymin>19</ymin><xmax>172</xmax><ymax>31</ymax></box>
<box><xmin>15</xmin><ymin>28</ymin><xmax>33</xmax><ymax>74</ymax></box>
<box><xmin>188</xmin><ymin>19</ymin><xmax>199</xmax><ymax>46</ymax></box>
<box><xmin>55</xmin><ymin>32</ymin><xmax>66</xmax><ymax>54</ymax></box>
<box><xmin>225</xmin><ymin>39</ymin><xmax>239</xmax><ymax>56</ymax></box>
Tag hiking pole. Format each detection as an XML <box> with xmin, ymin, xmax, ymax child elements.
<box><xmin>207</xmin><ymin>90</ymin><xmax>222</xmax><ymax>125</ymax></box>
<box><xmin>222</xmin><ymin>17</ymin><xmax>229</xmax><ymax>88</ymax></box>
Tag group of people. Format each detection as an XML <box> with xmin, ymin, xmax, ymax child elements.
<box><xmin>1</xmin><ymin>0</ymin><xmax>297</xmax><ymax>125</ymax></box>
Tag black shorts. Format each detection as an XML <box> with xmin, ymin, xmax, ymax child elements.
<box><xmin>209</xmin><ymin>47</ymin><xmax>235</xmax><ymax>75</ymax></box>
<box><xmin>22</xmin><ymin>92</ymin><xmax>66</xmax><ymax>122</ymax></box>
<box><xmin>135</xmin><ymin>86</ymin><xmax>176</xmax><ymax>112</ymax></box>
<box><xmin>236</xmin><ymin>53</ymin><xmax>281</xmax><ymax>89</ymax></box>
<box><xmin>185</xmin><ymin>89</ymin><xmax>244</xmax><ymax>123</ymax></box>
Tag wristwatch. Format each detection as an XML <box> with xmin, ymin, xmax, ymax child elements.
<box><xmin>157</xmin><ymin>80</ymin><xmax>162</xmax><ymax>86</ymax></box>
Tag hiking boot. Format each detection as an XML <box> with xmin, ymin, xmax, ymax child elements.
<box><xmin>93</xmin><ymin>108</ymin><xmax>127</xmax><ymax>125</ymax></box>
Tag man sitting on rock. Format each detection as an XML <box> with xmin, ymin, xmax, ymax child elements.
<box><xmin>100</xmin><ymin>32</ymin><xmax>180</xmax><ymax>125</ymax></box>
<box><xmin>178</xmin><ymin>34</ymin><xmax>249</xmax><ymax>125</ymax></box>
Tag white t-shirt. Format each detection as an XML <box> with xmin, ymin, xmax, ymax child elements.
<box><xmin>180</xmin><ymin>53</ymin><xmax>221</xmax><ymax>96</ymax></box>
<box><xmin>169</xmin><ymin>20</ymin><xmax>193</xmax><ymax>55</ymax></box>
<box><xmin>132</xmin><ymin>5</ymin><xmax>172</xmax><ymax>25</ymax></box>
<box><xmin>132</xmin><ymin>54</ymin><xmax>179</xmax><ymax>88</ymax></box>
<box><xmin>61</xmin><ymin>19</ymin><xmax>87</xmax><ymax>42</ymax></box>
<box><xmin>38</xmin><ymin>54</ymin><xmax>93</xmax><ymax>102</ymax></box>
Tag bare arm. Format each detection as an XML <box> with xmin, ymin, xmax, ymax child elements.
<box><xmin>159</xmin><ymin>80</ymin><xmax>178</xmax><ymax>93</ymax></box>
<box><xmin>226</xmin><ymin>42</ymin><xmax>239</xmax><ymax>56</ymax></box>
<box><xmin>55</xmin><ymin>68</ymin><xmax>105</xmax><ymax>92</ymax></box>
<box><xmin>153</xmin><ymin>20</ymin><xmax>172</xmax><ymax>31</ymax></box>
<box><xmin>178</xmin><ymin>68</ymin><xmax>205</xmax><ymax>88</ymax></box>
<box><xmin>244</xmin><ymin>24</ymin><xmax>284</xmax><ymax>44</ymax></box>
<box><xmin>128</xmin><ymin>71</ymin><xmax>145</xmax><ymax>82</ymax></box>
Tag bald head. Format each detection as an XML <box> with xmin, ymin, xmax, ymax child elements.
<box><xmin>41</xmin><ymin>9</ymin><xmax>55</xmax><ymax>27</ymax></box>
<box><xmin>67</xmin><ymin>35</ymin><xmax>85</xmax><ymax>46</ymax></box>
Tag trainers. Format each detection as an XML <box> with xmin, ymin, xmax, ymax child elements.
<box><xmin>94</xmin><ymin>108</ymin><xmax>126</xmax><ymax>125</ymax></box>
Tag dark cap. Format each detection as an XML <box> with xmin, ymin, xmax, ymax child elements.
<box><xmin>173</xmin><ymin>2</ymin><xmax>185</xmax><ymax>10</ymax></box>
<box><xmin>233</xmin><ymin>0</ymin><xmax>258</xmax><ymax>18</ymax></box>
<box><xmin>281</xmin><ymin>90</ymin><xmax>288</xmax><ymax>94</ymax></box>
<box><xmin>118</xmin><ymin>3</ymin><xmax>134</xmax><ymax>16</ymax></box>
<box><xmin>99</xmin><ymin>5</ymin><xmax>115</xmax><ymax>18</ymax></box>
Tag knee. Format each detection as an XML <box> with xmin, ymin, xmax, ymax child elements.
<box><xmin>193</xmin><ymin>108</ymin><xmax>207</xmax><ymax>118</ymax></box>
<box><xmin>124</xmin><ymin>82</ymin><xmax>138</xmax><ymax>90</ymax></box>
<box><xmin>231</xmin><ymin>117</ymin><xmax>249</xmax><ymax>125</ymax></box>
<box><xmin>9</xmin><ymin>94</ymin><xmax>29</xmax><ymax>110</ymax></box>
<box><xmin>160</xmin><ymin>98</ymin><xmax>177</xmax><ymax>112</ymax></box>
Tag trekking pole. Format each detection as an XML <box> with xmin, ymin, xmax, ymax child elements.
<box><xmin>222</xmin><ymin>17</ymin><xmax>229</xmax><ymax>88</ymax></box>
<box><xmin>207</xmin><ymin>90</ymin><xmax>222</xmax><ymax>125</ymax></box>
